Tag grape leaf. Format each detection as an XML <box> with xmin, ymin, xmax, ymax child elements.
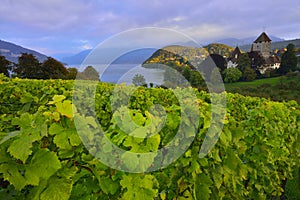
<box><xmin>99</xmin><ymin>176</ymin><xmax>119</xmax><ymax>195</ymax></box>
<box><xmin>40</xmin><ymin>176</ymin><xmax>72</xmax><ymax>200</ymax></box>
<box><xmin>25</xmin><ymin>149</ymin><xmax>61</xmax><ymax>186</ymax></box>
<box><xmin>56</xmin><ymin>100</ymin><xmax>74</xmax><ymax>118</ymax></box>
<box><xmin>0</xmin><ymin>163</ymin><xmax>27</xmax><ymax>191</ymax></box>
<box><xmin>48</xmin><ymin>95</ymin><xmax>66</xmax><ymax>105</ymax></box>
<box><xmin>0</xmin><ymin>131</ymin><xmax>21</xmax><ymax>145</ymax></box>
<box><xmin>8</xmin><ymin>135</ymin><xmax>33</xmax><ymax>163</ymax></box>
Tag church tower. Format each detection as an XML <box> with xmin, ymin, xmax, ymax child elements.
<box><xmin>251</xmin><ymin>32</ymin><xmax>271</xmax><ymax>59</ymax></box>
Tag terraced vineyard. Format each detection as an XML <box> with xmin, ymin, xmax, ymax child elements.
<box><xmin>0</xmin><ymin>75</ymin><xmax>299</xmax><ymax>199</ymax></box>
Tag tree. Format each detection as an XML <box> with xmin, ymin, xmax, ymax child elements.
<box><xmin>66</xmin><ymin>67</ymin><xmax>78</xmax><ymax>79</ymax></box>
<box><xmin>182</xmin><ymin>66</ymin><xmax>191</xmax><ymax>80</ymax></box>
<box><xmin>0</xmin><ymin>55</ymin><xmax>11</xmax><ymax>77</ymax></box>
<box><xmin>237</xmin><ymin>53</ymin><xmax>255</xmax><ymax>81</ymax></box>
<box><xmin>223</xmin><ymin>68</ymin><xmax>242</xmax><ymax>83</ymax></box>
<box><xmin>78</xmin><ymin>66</ymin><xmax>100</xmax><ymax>80</ymax></box>
<box><xmin>237</xmin><ymin>53</ymin><xmax>251</xmax><ymax>72</ymax></box>
<box><xmin>41</xmin><ymin>57</ymin><xmax>69</xmax><ymax>79</ymax></box>
<box><xmin>132</xmin><ymin>74</ymin><xmax>146</xmax><ymax>86</ymax></box>
<box><xmin>278</xmin><ymin>43</ymin><xmax>298</xmax><ymax>75</ymax></box>
<box><xmin>248</xmin><ymin>51</ymin><xmax>264</xmax><ymax>70</ymax></box>
<box><xmin>242</xmin><ymin>67</ymin><xmax>257</xmax><ymax>81</ymax></box>
<box><xmin>189</xmin><ymin>71</ymin><xmax>206</xmax><ymax>89</ymax></box>
<box><xmin>14</xmin><ymin>53</ymin><xmax>41</xmax><ymax>78</ymax></box>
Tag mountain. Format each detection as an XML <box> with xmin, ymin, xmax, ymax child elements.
<box><xmin>204</xmin><ymin>43</ymin><xmax>234</xmax><ymax>57</ymax></box>
<box><xmin>0</xmin><ymin>39</ymin><xmax>48</xmax><ymax>63</ymax></box>
<box><xmin>61</xmin><ymin>36</ymin><xmax>300</xmax><ymax>66</ymax></box>
<box><xmin>61</xmin><ymin>49</ymin><xmax>92</xmax><ymax>65</ymax></box>
<box><xmin>61</xmin><ymin>48</ymin><xmax>157</xmax><ymax>66</ymax></box>
<box><xmin>216</xmin><ymin>35</ymin><xmax>284</xmax><ymax>47</ymax></box>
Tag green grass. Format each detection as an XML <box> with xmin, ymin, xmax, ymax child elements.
<box><xmin>226</xmin><ymin>76</ymin><xmax>282</xmax><ymax>88</ymax></box>
<box><xmin>225</xmin><ymin>74</ymin><xmax>300</xmax><ymax>104</ymax></box>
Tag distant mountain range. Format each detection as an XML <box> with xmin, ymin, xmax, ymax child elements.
<box><xmin>215</xmin><ymin>35</ymin><xmax>285</xmax><ymax>47</ymax></box>
<box><xmin>239</xmin><ymin>39</ymin><xmax>300</xmax><ymax>52</ymax></box>
<box><xmin>0</xmin><ymin>40</ymin><xmax>48</xmax><ymax>63</ymax></box>
<box><xmin>61</xmin><ymin>48</ymin><xmax>157</xmax><ymax>66</ymax></box>
<box><xmin>61</xmin><ymin>35</ymin><xmax>288</xmax><ymax>66</ymax></box>
<box><xmin>1</xmin><ymin>34</ymin><xmax>300</xmax><ymax>68</ymax></box>
<box><xmin>61</xmin><ymin>49</ymin><xmax>92</xmax><ymax>66</ymax></box>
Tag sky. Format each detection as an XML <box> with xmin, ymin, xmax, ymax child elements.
<box><xmin>1</xmin><ymin>0</ymin><xmax>300</xmax><ymax>57</ymax></box>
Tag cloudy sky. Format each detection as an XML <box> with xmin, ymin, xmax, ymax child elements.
<box><xmin>1</xmin><ymin>0</ymin><xmax>299</xmax><ymax>57</ymax></box>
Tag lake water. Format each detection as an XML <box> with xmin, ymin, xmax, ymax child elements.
<box><xmin>74</xmin><ymin>64</ymin><xmax>165</xmax><ymax>86</ymax></box>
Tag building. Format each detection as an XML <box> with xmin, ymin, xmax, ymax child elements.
<box><xmin>250</xmin><ymin>32</ymin><xmax>280</xmax><ymax>74</ymax></box>
<box><xmin>226</xmin><ymin>32</ymin><xmax>281</xmax><ymax>74</ymax></box>
<box><xmin>227</xmin><ymin>46</ymin><xmax>242</xmax><ymax>68</ymax></box>
<box><xmin>251</xmin><ymin>32</ymin><xmax>271</xmax><ymax>59</ymax></box>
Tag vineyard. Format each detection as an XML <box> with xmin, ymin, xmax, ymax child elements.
<box><xmin>0</xmin><ymin>74</ymin><xmax>299</xmax><ymax>199</ymax></box>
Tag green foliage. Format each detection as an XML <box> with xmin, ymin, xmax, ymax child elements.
<box><xmin>13</xmin><ymin>54</ymin><xmax>70</xmax><ymax>79</ymax></box>
<box><xmin>144</xmin><ymin>47</ymin><xmax>208</xmax><ymax>89</ymax></box>
<box><xmin>279</xmin><ymin>43</ymin><xmax>298</xmax><ymax>75</ymax></box>
<box><xmin>237</xmin><ymin>53</ymin><xmax>251</xmax><ymax>72</ymax></box>
<box><xmin>223</xmin><ymin>68</ymin><xmax>242</xmax><ymax>83</ymax></box>
<box><xmin>0</xmin><ymin>55</ymin><xmax>11</xmax><ymax>77</ymax></box>
<box><xmin>0</xmin><ymin>78</ymin><xmax>299</xmax><ymax>200</ymax></box>
<box><xmin>143</xmin><ymin>45</ymin><xmax>209</xmax><ymax>67</ymax></box>
<box><xmin>66</xmin><ymin>67</ymin><xmax>78</xmax><ymax>79</ymax></box>
<box><xmin>242</xmin><ymin>67</ymin><xmax>257</xmax><ymax>81</ymax></box>
<box><xmin>41</xmin><ymin>57</ymin><xmax>69</xmax><ymax>79</ymax></box>
<box><xmin>120</xmin><ymin>174</ymin><xmax>158</xmax><ymax>199</ymax></box>
<box><xmin>225</xmin><ymin>75</ymin><xmax>300</xmax><ymax>104</ymax></box>
<box><xmin>132</xmin><ymin>73</ymin><xmax>146</xmax><ymax>86</ymax></box>
<box><xmin>14</xmin><ymin>53</ymin><xmax>41</xmax><ymax>79</ymax></box>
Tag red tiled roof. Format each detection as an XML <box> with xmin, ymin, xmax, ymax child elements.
<box><xmin>254</xmin><ymin>32</ymin><xmax>271</xmax><ymax>43</ymax></box>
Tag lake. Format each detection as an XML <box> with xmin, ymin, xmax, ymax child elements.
<box><xmin>73</xmin><ymin>64</ymin><xmax>165</xmax><ymax>86</ymax></box>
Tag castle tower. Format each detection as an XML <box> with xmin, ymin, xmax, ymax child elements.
<box><xmin>251</xmin><ymin>32</ymin><xmax>271</xmax><ymax>59</ymax></box>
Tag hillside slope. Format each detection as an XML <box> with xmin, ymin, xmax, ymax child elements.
<box><xmin>0</xmin><ymin>40</ymin><xmax>48</xmax><ymax>63</ymax></box>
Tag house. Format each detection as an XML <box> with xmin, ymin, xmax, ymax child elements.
<box><xmin>226</xmin><ymin>32</ymin><xmax>281</xmax><ymax>74</ymax></box>
<box><xmin>227</xmin><ymin>46</ymin><xmax>242</xmax><ymax>68</ymax></box>
<box><xmin>251</xmin><ymin>32</ymin><xmax>272</xmax><ymax>59</ymax></box>
<box><xmin>249</xmin><ymin>32</ymin><xmax>280</xmax><ymax>74</ymax></box>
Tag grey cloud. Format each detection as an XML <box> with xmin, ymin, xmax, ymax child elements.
<box><xmin>0</xmin><ymin>0</ymin><xmax>299</xmax><ymax>55</ymax></box>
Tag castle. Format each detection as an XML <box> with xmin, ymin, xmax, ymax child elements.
<box><xmin>227</xmin><ymin>32</ymin><xmax>280</xmax><ymax>74</ymax></box>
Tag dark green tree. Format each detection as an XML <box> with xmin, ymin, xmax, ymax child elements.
<box><xmin>248</xmin><ymin>51</ymin><xmax>264</xmax><ymax>69</ymax></box>
<box><xmin>189</xmin><ymin>71</ymin><xmax>205</xmax><ymax>89</ymax></box>
<box><xmin>14</xmin><ymin>53</ymin><xmax>41</xmax><ymax>78</ymax></box>
<box><xmin>278</xmin><ymin>43</ymin><xmax>298</xmax><ymax>75</ymax></box>
<box><xmin>237</xmin><ymin>53</ymin><xmax>251</xmax><ymax>72</ymax></box>
<box><xmin>237</xmin><ymin>53</ymin><xmax>254</xmax><ymax>81</ymax></box>
<box><xmin>223</xmin><ymin>68</ymin><xmax>242</xmax><ymax>83</ymax></box>
<box><xmin>66</xmin><ymin>67</ymin><xmax>78</xmax><ymax>79</ymax></box>
<box><xmin>41</xmin><ymin>57</ymin><xmax>68</xmax><ymax>79</ymax></box>
<box><xmin>0</xmin><ymin>55</ymin><xmax>11</xmax><ymax>77</ymax></box>
<box><xmin>242</xmin><ymin>67</ymin><xmax>257</xmax><ymax>81</ymax></box>
<box><xmin>132</xmin><ymin>74</ymin><xmax>146</xmax><ymax>86</ymax></box>
<box><xmin>182</xmin><ymin>66</ymin><xmax>191</xmax><ymax>80</ymax></box>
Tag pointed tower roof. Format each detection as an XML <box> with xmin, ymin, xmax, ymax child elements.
<box><xmin>231</xmin><ymin>46</ymin><xmax>241</xmax><ymax>55</ymax></box>
<box><xmin>254</xmin><ymin>32</ymin><xmax>271</xmax><ymax>43</ymax></box>
<box><xmin>228</xmin><ymin>46</ymin><xmax>242</xmax><ymax>62</ymax></box>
